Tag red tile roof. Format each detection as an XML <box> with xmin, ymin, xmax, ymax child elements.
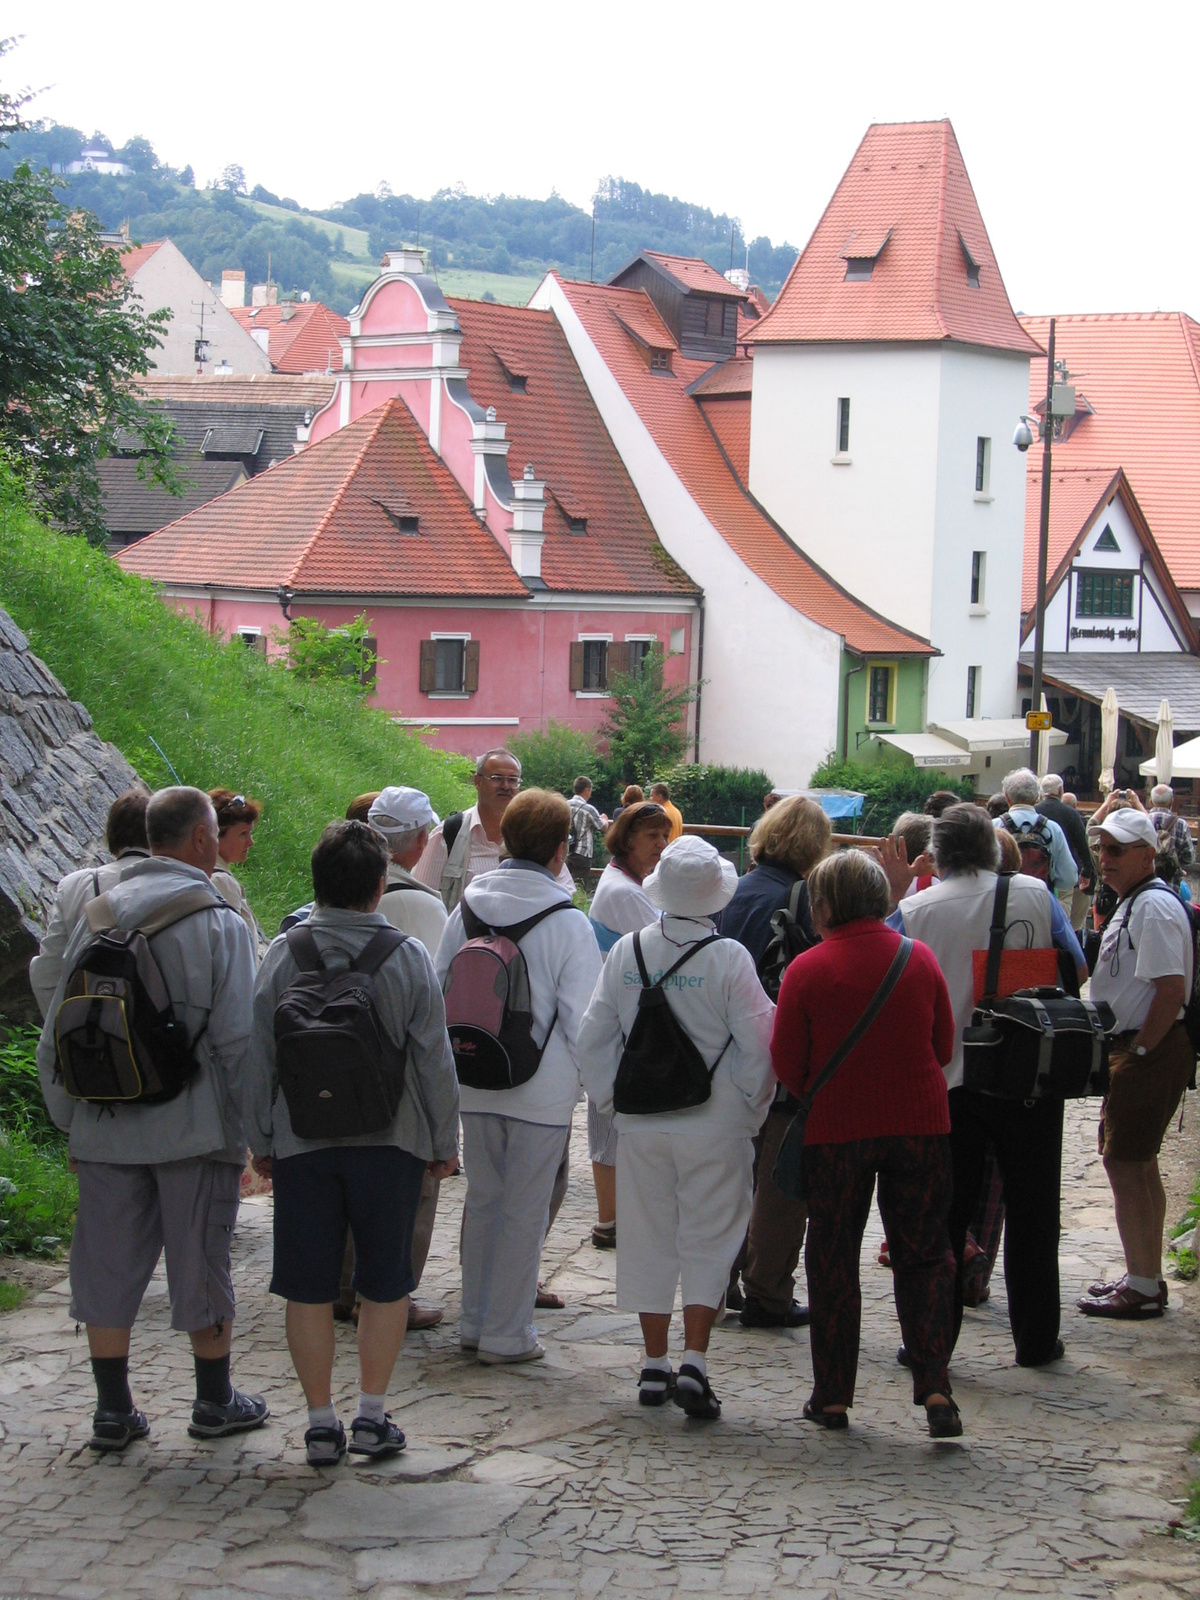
<box><xmin>697</xmin><ymin>396</ymin><xmax>751</xmax><ymax>486</ymax></box>
<box><xmin>449</xmin><ymin>297</ymin><xmax>696</xmax><ymax>598</ymax></box>
<box><xmin>229</xmin><ymin>302</ymin><xmax>349</xmax><ymax>374</ymax></box>
<box><xmin>687</xmin><ymin>356</ymin><xmax>753</xmax><ymax>398</ymax></box>
<box><xmin>553</xmin><ymin>276</ymin><xmax>934</xmax><ymax>657</ymax></box>
<box><xmin>118</xmin><ymin>398</ymin><xmax>529</xmax><ymax>599</ymax></box>
<box><xmin>121</xmin><ymin>241</ymin><xmax>165</xmax><ymax>278</ymax></box>
<box><xmin>137</xmin><ymin>373</ymin><xmax>336</xmax><ymax>409</ymax></box>
<box><xmin>1019</xmin><ymin>313</ymin><xmax>1200</xmax><ymax>588</ymax></box>
<box><xmin>637</xmin><ymin>252</ymin><xmax>746</xmax><ymax>299</ymax></box>
<box><xmin>747</xmin><ymin>121</ymin><xmax>1040</xmax><ymax>355</ymax></box>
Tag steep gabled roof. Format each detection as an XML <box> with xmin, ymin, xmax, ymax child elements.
<box><xmin>229</xmin><ymin>301</ymin><xmax>349</xmax><ymax>374</ymax></box>
<box><xmin>611</xmin><ymin>251</ymin><xmax>745</xmax><ymax>300</ymax></box>
<box><xmin>553</xmin><ymin>276</ymin><xmax>935</xmax><ymax>658</ymax></box>
<box><xmin>746</xmin><ymin>121</ymin><xmax>1040</xmax><ymax>355</ymax></box>
<box><xmin>119</xmin><ymin>398</ymin><xmax>530</xmax><ymax>599</ymax></box>
<box><xmin>120</xmin><ymin>241</ymin><xmax>165</xmax><ymax>278</ymax></box>
<box><xmin>447</xmin><ymin>298</ymin><xmax>697</xmax><ymax>598</ymax></box>
<box><xmin>1019</xmin><ymin>313</ymin><xmax>1200</xmax><ymax>588</ymax></box>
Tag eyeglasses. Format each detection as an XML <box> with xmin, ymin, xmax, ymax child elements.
<box><xmin>480</xmin><ymin>773</ymin><xmax>521</xmax><ymax>787</ymax></box>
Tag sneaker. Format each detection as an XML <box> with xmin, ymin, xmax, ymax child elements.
<box><xmin>188</xmin><ymin>1388</ymin><xmax>270</xmax><ymax>1439</ymax></box>
<box><xmin>89</xmin><ymin>1407</ymin><xmax>150</xmax><ymax>1453</ymax></box>
<box><xmin>476</xmin><ymin>1343</ymin><xmax>545</xmax><ymax>1366</ymax></box>
<box><xmin>407</xmin><ymin>1301</ymin><xmax>444</xmax><ymax>1331</ymax></box>
<box><xmin>460</xmin><ymin>1339</ymin><xmax>479</xmax><ymax>1356</ymax></box>
<box><xmin>637</xmin><ymin>1366</ymin><xmax>676</xmax><ymax>1407</ymax></box>
<box><xmin>1077</xmin><ymin>1282</ymin><xmax>1164</xmax><ymax>1319</ymax></box>
<box><xmin>349</xmin><ymin>1414</ymin><xmax>406</xmax><ymax>1458</ymax></box>
<box><xmin>305</xmin><ymin>1422</ymin><xmax>346</xmax><ymax>1467</ymax></box>
<box><xmin>1087</xmin><ymin>1273</ymin><xmax>1168</xmax><ymax>1307</ymax></box>
<box><xmin>591</xmin><ymin>1222</ymin><xmax>616</xmax><ymax>1250</ymax></box>
<box><xmin>740</xmin><ymin>1297</ymin><xmax>810</xmax><ymax>1329</ymax></box>
<box><xmin>673</xmin><ymin>1363</ymin><xmax>721</xmax><ymax>1421</ymax></box>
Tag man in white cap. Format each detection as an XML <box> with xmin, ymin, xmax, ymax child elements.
<box><xmin>367</xmin><ymin>788</ymin><xmax>449</xmax><ymax>954</ymax></box>
<box><xmin>578</xmin><ymin>836</ymin><xmax>775</xmax><ymax>1421</ymax></box>
<box><xmin>1081</xmin><ymin>806</ymin><xmax>1194</xmax><ymax>1319</ymax></box>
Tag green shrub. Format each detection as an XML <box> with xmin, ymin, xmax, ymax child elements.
<box><xmin>0</xmin><ymin>1280</ymin><xmax>25</xmax><ymax>1312</ymax></box>
<box><xmin>510</xmin><ymin>722</ymin><xmax>600</xmax><ymax>800</ymax></box>
<box><xmin>658</xmin><ymin>763</ymin><xmax>775</xmax><ymax>829</ymax></box>
<box><xmin>809</xmin><ymin>757</ymin><xmax>975</xmax><ymax>838</ymax></box>
<box><xmin>0</xmin><ymin>1129</ymin><xmax>76</xmax><ymax>1256</ymax></box>
<box><xmin>271</xmin><ymin>612</ymin><xmax>379</xmax><ymax>690</ymax></box>
<box><xmin>0</xmin><ymin>1026</ymin><xmax>60</xmax><ymax>1147</ymax></box>
<box><xmin>601</xmin><ymin>647</ymin><xmax>698</xmax><ymax>786</ymax></box>
<box><xmin>0</xmin><ymin>485</ymin><xmax>473</xmax><ymax>929</ymax></box>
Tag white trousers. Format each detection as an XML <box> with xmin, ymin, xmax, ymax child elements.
<box><xmin>587</xmin><ymin>1097</ymin><xmax>619</xmax><ymax>1165</ymax></box>
<box><xmin>615</xmin><ymin>1127</ymin><xmax>754</xmax><ymax>1314</ymax></box>
<box><xmin>460</xmin><ymin>1113</ymin><xmax>567</xmax><ymax>1356</ymax></box>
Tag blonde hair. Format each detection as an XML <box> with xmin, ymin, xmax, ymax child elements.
<box><xmin>499</xmin><ymin>788</ymin><xmax>570</xmax><ymax>866</ymax></box>
<box><xmin>807</xmin><ymin>850</ymin><xmax>891</xmax><ymax>928</ymax></box>
<box><xmin>749</xmin><ymin>795</ymin><xmax>831</xmax><ymax>876</ymax></box>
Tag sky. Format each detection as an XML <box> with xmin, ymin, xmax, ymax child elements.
<box><xmin>7</xmin><ymin>0</ymin><xmax>1198</xmax><ymax>315</ymax></box>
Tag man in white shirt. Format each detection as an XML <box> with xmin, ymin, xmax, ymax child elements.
<box><xmin>1081</xmin><ymin>808</ymin><xmax>1194</xmax><ymax>1319</ymax></box>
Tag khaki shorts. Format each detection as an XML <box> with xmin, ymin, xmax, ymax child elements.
<box><xmin>1102</xmin><ymin>1026</ymin><xmax>1194</xmax><ymax>1163</ymax></box>
<box><xmin>69</xmin><ymin>1157</ymin><xmax>241</xmax><ymax>1332</ymax></box>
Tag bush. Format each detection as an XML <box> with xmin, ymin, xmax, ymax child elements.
<box><xmin>0</xmin><ymin>1026</ymin><xmax>60</xmax><ymax>1147</ymax></box>
<box><xmin>510</xmin><ymin>721</ymin><xmax>600</xmax><ymax>800</ymax></box>
<box><xmin>809</xmin><ymin>757</ymin><xmax>975</xmax><ymax>837</ymax></box>
<box><xmin>0</xmin><ymin>484</ymin><xmax>473</xmax><ymax>929</ymax></box>
<box><xmin>272</xmin><ymin>612</ymin><xmax>379</xmax><ymax>691</ymax></box>
<box><xmin>0</xmin><ymin>1129</ymin><xmax>76</xmax><ymax>1256</ymax></box>
<box><xmin>656</xmin><ymin>763</ymin><xmax>776</xmax><ymax>828</ymax></box>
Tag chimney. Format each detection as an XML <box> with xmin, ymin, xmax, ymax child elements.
<box><xmin>251</xmin><ymin>282</ymin><xmax>279</xmax><ymax>307</ymax></box>
<box><xmin>279</xmin><ymin>302</ymin><xmax>296</xmax><ymax>323</ymax></box>
<box><xmin>724</xmin><ymin>267</ymin><xmax>751</xmax><ymax>292</ymax></box>
<box><xmin>380</xmin><ymin>247</ymin><xmax>427</xmax><ymax>275</ymax></box>
<box><xmin>220</xmin><ymin>269</ymin><xmax>246</xmax><ymax>308</ymax></box>
<box><xmin>508</xmin><ymin>463</ymin><xmax>546</xmax><ymax>581</ymax></box>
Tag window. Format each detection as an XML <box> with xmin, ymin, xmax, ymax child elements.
<box><xmin>649</xmin><ymin>347</ymin><xmax>672</xmax><ymax>373</ymax></box>
<box><xmin>570</xmin><ymin>637</ymin><xmax>612</xmax><ymax>693</ymax></box>
<box><xmin>419</xmin><ymin>636</ymin><xmax>479</xmax><ymax>695</ymax></box>
<box><xmin>836</xmin><ymin>397</ymin><xmax>851</xmax><ymax>455</ymax></box>
<box><xmin>1076</xmin><ymin>570</ymin><xmax>1135</xmax><ymax>618</ymax></box>
<box><xmin>966</xmin><ymin>665</ymin><xmax>981</xmax><ymax>719</ymax></box>
<box><xmin>866</xmin><ymin>663</ymin><xmax>895</xmax><ymax>725</ymax></box>
<box><xmin>959</xmin><ymin>232</ymin><xmax>981</xmax><ymax>289</ymax></box>
<box><xmin>970</xmin><ymin>550</ymin><xmax>986</xmax><ymax>606</ymax></box>
<box><xmin>624</xmin><ymin>637</ymin><xmax>655</xmax><ymax>673</ymax></box>
<box><xmin>705</xmin><ymin>298</ymin><xmax>726</xmax><ymax>338</ymax></box>
<box><xmin>844</xmin><ymin>257</ymin><xmax>875</xmax><ymax>281</ymax></box>
<box><xmin>1094</xmin><ymin>524</ymin><xmax>1120</xmax><ymax>552</ymax></box>
<box><xmin>235</xmin><ymin>628</ymin><xmax>266</xmax><ymax>655</ymax></box>
<box><xmin>669</xmin><ymin>626</ymin><xmax>685</xmax><ymax>655</ymax></box>
<box><xmin>975</xmin><ymin>436</ymin><xmax>991</xmax><ymax>494</ymax></box>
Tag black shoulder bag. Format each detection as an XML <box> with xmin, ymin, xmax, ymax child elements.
<box><xmin>612</xmin><ymin>931</ymin><xmax>731</xmax><ymax>1115</ymax></box>
<box><xmin>772</xmin><ymin>937</ymin><xmax>913</xmax><ymax>1201</ymax></box>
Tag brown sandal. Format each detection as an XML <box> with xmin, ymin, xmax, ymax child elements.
<box><xmin>535</xmin><ymin>1283</ymin><xmax>564</xmax><ymax>1310</ymax></box>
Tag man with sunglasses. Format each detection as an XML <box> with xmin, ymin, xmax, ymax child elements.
<box><xmin>1081</xmin><ymin>807</ymin><xmax>1194</xmax><ymax>1319</ymax></box>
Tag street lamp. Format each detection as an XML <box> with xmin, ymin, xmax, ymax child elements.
<box><xmin>1015</xmin><ymin>316</ymin><xmax>1075</xmax><ymax>766</ymax></box>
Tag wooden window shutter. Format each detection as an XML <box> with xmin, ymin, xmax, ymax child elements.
<box><xmin>419</xmin><ymin>639</ymin><xmax>437</xmax><ymax>693</ymax></box>
<box><xmin>569</xmin><ymin>640</ymin><xmax>585</xmax><ymax>692</ymax></box>
<box><xmin>464</xmin><ymin>639</ymin><xmax>480</xmax><ymax>693</ymax></box>
<box><xmin>609</xmin><ymin>641</ymin><xmax>633</xmax><ymax>679</ymax></box>
<box><xmin>360</xmin><ymin>636</ymin><xmax>377</xmax><ymax>687</ymax></box>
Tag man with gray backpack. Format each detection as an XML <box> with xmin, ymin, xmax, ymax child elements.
<box><xmin>246</xmin><ymin>820</ymin><xmax>460</xmax><ymax>1466</ymax></box>
<box><xmin>36</xmin><ymin>786</ymin><xmax>263</xmax><ymax>1453</ymax></box>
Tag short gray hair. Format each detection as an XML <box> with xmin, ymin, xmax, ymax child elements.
<box><xmin>933</xmin><ymin>803</ymin><xmax>1001</xmax><ymax>876</ymax></box>
<box><xmin>807</xmin><ymin>849</ymin><xmax>891</xmax><ymax>928</ymax></box>
<box><xmin>891</xmin><ymin>810</ymin><xmax>932</xmax><ymax>864</ymax></box>
<box><xmin>474</xmin><ymin>747</ymin><xmax>522</xmax><ymax>777</ymax></box>
<box><xmin>1151</xmin><ymin>784</ymin><xmax>1173</xmax><ymax>807</ymax></box>
<box><xmin>379</xmin><ymin>824</ymin><xmax>425</xmax><ymax>855</ymax></box>
<box><xmin>1040</xmin><ymin>773</ymin><xmax>1064</xmax><ymax>798</ymax></box>
<box><xmin>1002</xmin><ymin>767</ymin><xmax>1041</xmax><ymax>806</ymax></box>
<box><xmin>146</xmin><ymin>786</ymin><xmax>217</xmax><ymax>850</ymax></box>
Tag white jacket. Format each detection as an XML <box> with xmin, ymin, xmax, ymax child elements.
<box><xmin>29</xmin><ymin>849</ymin><xmax>150</xmax><ymax>1017</ymax></box>
<box><xmin>434</xmin><ymin>862</ymin><xmax>602</xmax><ymax>1126</ymax></box>
<box><xmin>577</xmin><ymin>914</ymin><xmax>776</xmax><ymax>1140</ymax></box>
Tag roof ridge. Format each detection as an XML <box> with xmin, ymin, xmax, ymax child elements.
<box><xmin>287</xmin><ymin>402</ymin><xmax>394</xmax><ymax>587</ymax></box>
<box><xmin>1176</xmin><ymin>311</ymin><xmax>1200</xmax><ymax>396</ymax></box>
<box><xmin>929</xmin><ymin>122</ymin><xmax>949</xmax><ymax>340</ymax></box>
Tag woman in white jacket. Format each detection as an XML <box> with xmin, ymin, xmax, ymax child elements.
<box><xmin>578</xmin><ymin>836</ymin><xmax>775</xmax><ymax>1420</ymax></box>
<box><xmin>435</xmin><ymin>789</ymin><xmax>601</xmax><ymax>1365</ymax></box>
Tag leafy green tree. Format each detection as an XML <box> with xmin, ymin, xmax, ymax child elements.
<box><xmin>272</xmin><ymin>613</ymin><xmax>380</xmax><ymax>691</ymax></box>
<box><xmin>600</xmin><ymin>646</ymin><xmax>699</xmax><ymax>787</ymax></box>
<box><xmin>510</xmin><ymin>721</ymin><xmax>600</xmax><ymax>799</ymax></box>
<box><xmin>218</xmin><ymin>162</ymin><xmax>247</xmax><ymax>194</ymax></box>
<box><xmin>0</xmin><ymin>44</ymin><xmax>177</xmax><ymax>542</ymax></box>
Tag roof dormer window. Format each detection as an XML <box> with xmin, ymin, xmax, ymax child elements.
<box><xmin>841</xmin><ymin>226</ymin><xmax>891</xmax><ymax>283</ymax></box>
<box><xmin>569</xmin><ymin>516</ymin><xmax>587</xmax><ymax>535</ymax></box>
<box><xmin>649</xmin><ymin>347</ymin><xmax>673</xmax><ymax>373</ymax></box>
<box><xmin>958</xmin><ymin>231</ymin><xmax>981</xmax><ymax>289</ymax></box>
<box><xmin>399</xmin><ymin>514</ymin><xmax>420</xmax><ymax>535</ymax></box>
<box><xmin>844</xmin><ymin>258</ymin><xmax>875</xmax><ymax>282</ymax></box>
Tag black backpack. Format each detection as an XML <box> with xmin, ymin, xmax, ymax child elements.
<box><xmin>273</xmin><ymin>925</ymin><xmax>409</xmax><ymax>1140</ymax></box>
<box><xmin>999</xmin><ymin>813</ymin><xmax>1056</xmax><ymax>886</ymax></box>
<box><xmin>54</xmin><ymin>887</ymin><xmax>226</xmax><ymax>1106</ymax></box>
<box><xmin>612</xmin><ymin>930</ymin><xmax>731</xmax><ymax>1115</ymax></box>
<box><xmin>756</xmin><ymin>878</ymin><xmax>818</xmax><ymax>1000</ymax></box>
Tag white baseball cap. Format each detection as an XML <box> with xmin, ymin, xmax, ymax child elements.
<box><xmin>368</xmin><ymin>786</ymin><xmax>439</xmax><ymax>835</ymax></box>
<box><xmin>643</xmin><ymin>835</ymin><xmax>739</xmax><ymax>917</ymax></box>
<box><xmin>1096</xmin><ymin>809</ymin><xmax>1158</xmax><ymax>848</ymax></box>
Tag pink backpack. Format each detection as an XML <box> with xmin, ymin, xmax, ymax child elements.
<box><xmin>442</xmin><ymin>899</ymin><xmax>571</xmax><ymax>1089</ymax></box>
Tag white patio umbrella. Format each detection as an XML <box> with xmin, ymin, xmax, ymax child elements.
<box><xmin>1099</xmin><ymin>687</ymin><xmax>1119</xmax><ymax>794</ymax></box>
<box><xmin>1035</xmin><ymin>692</ymin><xmax>1051</xmax><ymax>780</ymax></box>
<box><xmin>1155</xmin><ymin>698</ymin><xmax>1174</xmax><ymax>787</ymax></box>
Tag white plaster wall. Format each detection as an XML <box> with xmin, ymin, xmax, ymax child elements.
<box><xmin>132</xmin><ymin>242</ymin><xmax>270</xmax><ymax>375</ymax></box>
<box><xmin>748</xmin><ymin>344</ymin><xmax>942</xmax><ymax>638</ymax></box>
<box><xmin>929</xmin><ymin>347</ymin><xmax>1031</xmax><ymax>724</ymax></box>
<box><xmin>532</xmin><ymin>276</ymin><xmax>844</xmax><ymax>787</ymax></box>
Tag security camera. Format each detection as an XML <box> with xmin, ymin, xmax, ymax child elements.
<box><xmin>1013</xmin><ymin>419</ymin><xmax>1034</xmax><ymax>452</ymax></box>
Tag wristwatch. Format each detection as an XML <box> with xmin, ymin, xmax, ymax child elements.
<box><xmin>1133</xmin><ymin>1045</ymin><xmax>1148</xmax><ymax>1057</ymax></box>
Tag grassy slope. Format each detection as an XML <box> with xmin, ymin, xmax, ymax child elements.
<box><xmin>247</xmin><ymin>198</ymin><xmax>372</xmax><ymax>259</ymax></box>
<box><xmin>329</xmin><ymin>258</ymin><xmax>541</xmax><ymax>307</ymax></box>
<box><xmin>0</xmin><ymin>495</ymin><xmax>473</xmax><ymax>930</ymax></box>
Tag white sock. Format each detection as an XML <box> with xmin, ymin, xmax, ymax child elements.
<box><xmin>1127</xmin><ymin>1274</ymin><xmax>1160</xmax><ymax>1296</ymax></box>
<box><xmin>307</xmin><ymin>1404</ymin><xmax>337</xmax><ymax>1432</ymax></box>
<box><xmin>356</xmin><ymin>1391</ymin><xmax>387</xmax><ymax>1424</ymax></box>
<box><xmin>641</xmin><ymin>1353</ymin><xmax>671</xmax><ymax>1375</ymax></box>
<box><xmin>678</xmin><ymin>1350</ymin><xmax>707</xmax><ymax>1387</ymax></box>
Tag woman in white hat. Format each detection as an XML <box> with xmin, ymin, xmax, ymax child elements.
<box><xmin>578</xmin><ymin>836</ymin><xmax>776</xmax><ymax>1420</ymax></box>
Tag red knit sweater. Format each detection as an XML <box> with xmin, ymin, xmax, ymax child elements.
<box><xmin>770</xmin><ymin>919</ymin><xmax>953</xmax><ymax>1144</ymax></box>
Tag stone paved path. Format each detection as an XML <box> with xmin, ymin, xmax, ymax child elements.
<box><xmin>1</xmin><ymin>1103</ymin><xmax>1198</xmax><ymax>1599</ymax></box>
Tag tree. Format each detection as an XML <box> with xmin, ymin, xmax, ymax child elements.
<box><xmin>217</xmin><ymin>162</ymin><xmax>247</xmax><ymax>195</ymax></box>
<box><xmin>599</xmin><ymin>646</ymin><xmax>699</xmax><ymax>786</ymax></box>
<box><xmin>271</xmin><ymin>613</ymin><xmax>380</xmax><ymax>692</ymax></box>
<box><xmin>0</xmin><ymin>42</ymin><xmax>178</xmax><ymax>542</ymax></box>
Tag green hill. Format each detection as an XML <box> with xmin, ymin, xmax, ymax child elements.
<box><xmin>0</xmin><ymin>480</ymin><xmax>472</xmax><ymax>930</ymax></box>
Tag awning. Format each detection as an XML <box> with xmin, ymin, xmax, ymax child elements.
<box><xmin>801</xmin><ymin>789</ymin><xmax>865</xmax><ymax>819</ymax></box>
<box><xmin>874</xmin><ymin>732</ymin><xmax>972</xmax><ymax>768</ymax></box>
<box><xmin>1020</xmin><ymin>652</ymin><xmax>1200</xmax><ymax>733</ymax></box>
<box><xmin>1141</xmin><ymin>734</ymin><xmax>1200</xmax><ymax>779</ymax></box>
<box><xmin>930</xmin><ymin>718</ymin><xmax>1067</xmax><ymax>754</ymax></box>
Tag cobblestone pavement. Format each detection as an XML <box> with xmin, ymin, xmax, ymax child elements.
<box><xmin>1</xmin><ymin>1102</ymin><xmax>1197</xmax><ymax>1600</ymax></box>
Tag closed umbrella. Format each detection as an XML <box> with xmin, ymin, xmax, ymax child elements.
<box><xmin>1155</xmin><ymin>698</ymin><xmax>1174</xmax><ymax>787</ymax></box>
<box><xmin>1035</xmin><ymin>692</ymin><xmax>1051</xmax><ymax>780</ymax></box>
<box><xmin>1099</xmin><ymin>687</ymin><xmax>1119</xmax><ymax>794</ymax></box>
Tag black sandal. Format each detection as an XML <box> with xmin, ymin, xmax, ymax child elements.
<box><xmin>802</xmin><ymin>1401</ymin><xmax>848</xmax><ymax>1430</ymax></box>
<box><xmin>925</xmin><ymin>1400</ymin><xmax>962</xmax><ymax>1439</ymax></box>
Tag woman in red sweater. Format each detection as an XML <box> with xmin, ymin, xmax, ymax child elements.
<box><xmin>771</xmin><ymin>849</ymin><xmax>960</xmax><ymax>1438</ymax></box>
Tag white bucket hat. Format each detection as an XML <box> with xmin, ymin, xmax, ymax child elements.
<box><xmin>643</xmin><ymin>835</ymin><xmax>738</xmax><ymax>918</ymax></box>
<box><xmin>368</xmin><ymin>786</ymin><xmax>439</xmax><ymax>835</ymax></box>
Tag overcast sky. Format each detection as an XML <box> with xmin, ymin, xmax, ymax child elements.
<box><xmin>8</xmin><ymin>1</ymin><xmax>1197</xmax><ymax>315</ymax></box>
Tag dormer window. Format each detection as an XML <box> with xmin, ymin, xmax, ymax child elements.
<box><xmin>569</xmin><ymin>516</ymin><xmax>587</xmax><ymax>536</ymax></box>
<box><xmin>373</xmin><ymin>497</ymin><xmax>420</xmax><ymax>535</ymax></box>
<box><xmin>844</xmin><ymin>258</ymin><xmax>875</xmax><ymax>282</ymax></box>
<box><xmin>841</xmin><ymin>226</ymin><xmax>891</xmax><ymax>283</ymax></box>
<box><xmin>490</xmin><ymin>347</ymin><xmax>529</xmax><ymax>395</ymax></box>
<box><xmin>959</xmin><ymin>231</ymin><xmax>981</xmax><ymax>289</ymax></box>
<box><xmin>705</xmin><ymin>299</ymin><xmax>726</xmax><ymax>338</ymax></box>
<box><xmin>399</xmin><ymin>514</ymin><xmax>419</xmax><ymax>535</ymax></box>
<box><xmin>649</xmin><ymin>347</ymin><xmax>672</xmax><ymax>373</ymax></box>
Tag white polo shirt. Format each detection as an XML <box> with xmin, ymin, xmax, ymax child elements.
<box><xmin>1090</xmin><ymin>882</ymin><xmax>1193</xmax><ymax>1034</ymax></box>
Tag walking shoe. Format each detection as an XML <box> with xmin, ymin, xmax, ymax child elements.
<box><xmin>536</xmin><ymin>1283</ymin><xmax>565</xmax><ymax>1310</ymax></box>
<box><xmin>1016</xmin><ymin>1339</ymin><xmax>1065</xmax><ymax>1368</ymax></box>
<box><xmin>674</xmin><ymin>1364</ymin><xmax>721</xmax><ymax>1421</ymax></box>
<box><xmin>591</xmin><ymin>1221</ymin><xmax>616</xmax><ymax>1250</ymax></box>
<box><xmin>1077</xmin><ymin>1282</ymin><xmax>1164</xmax><ymax>1319</ymax></box>
<box><xmin>802</xmin><ymin>1401</ymin><xmax>848</xmax><ymax>1430</ymax></box>
<box><xmin>407</xmin><ymin>1301</ymin><xmax>444</xmax><ymax>1331</ymax></box>
<box><xmin>476</xmin><ymin>1343</ymin><xmax>545</xmax><ymax>1365</ymax></box>
<box><xmin>1087</xmin><ymin>1273</ymin><xmax>1168</xmax><ymax>1307</ymax></box>
<box><xmin>349</xmin><ymin>1414</ymin><xmax>406</xmax><ymax>1458</ymax></box>
<box><xmin>877</xmin><ymin>1239</ymin><xmax>892</xmax><ymax>1270</ymax></box>
<box><xmin>925</xmin><ymin>1400</ymin><xmax>963</xmax><ymax>1440</ymax></box>
<box><xmin>740</xmin><ymin>1297</ymin><xmax>810</xmax><ymax>1329</ymax></box>
<box><xmin>637</xmin><ymin>1366</ymin><xmax>676</xmax><ymax>1407</ymax></box>
<box><xmin>725</xmin><ymin>1282</ymin><xmax>745</xmax><ymax>1312</ymax></box>
<box><xmin>89</xmin><ymin>1407</ymin><xmax>150</xmax><ymax>1453</ymax></box>
<box><xmin>188</xmin><ymin>1388</ymin><xmax>270</xmax><ymax>1438</ymax></box>
<box><xmin>460</xmin><ymin>1339</ymin><xmax>479</xmax><ymax>1356</ymax></box>
<box><xmin>304</xmin><ymin>1422</ymin><xmax>346</xmax><ymax>1467</ymax></box>
<box><xmin>896</xmin><ymin>1345</ymin><xmax>913</xmax><ymax>1368</ymax></box>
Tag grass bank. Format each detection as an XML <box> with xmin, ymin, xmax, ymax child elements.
<box><xmin>0</xmin><ymin>1026</ymin><xmax>76</xmax><ymax>1279</ymax></box>
<box><xmin>0</xmin><ymin>488</ymin><xmax>473</xmax><ymax>930</ymax></box>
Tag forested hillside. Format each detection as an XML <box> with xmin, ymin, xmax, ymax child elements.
<box><xmin>0</xmin><ymin>123</ymin><xmax>797</xmax><ymax>313</ymax></box>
